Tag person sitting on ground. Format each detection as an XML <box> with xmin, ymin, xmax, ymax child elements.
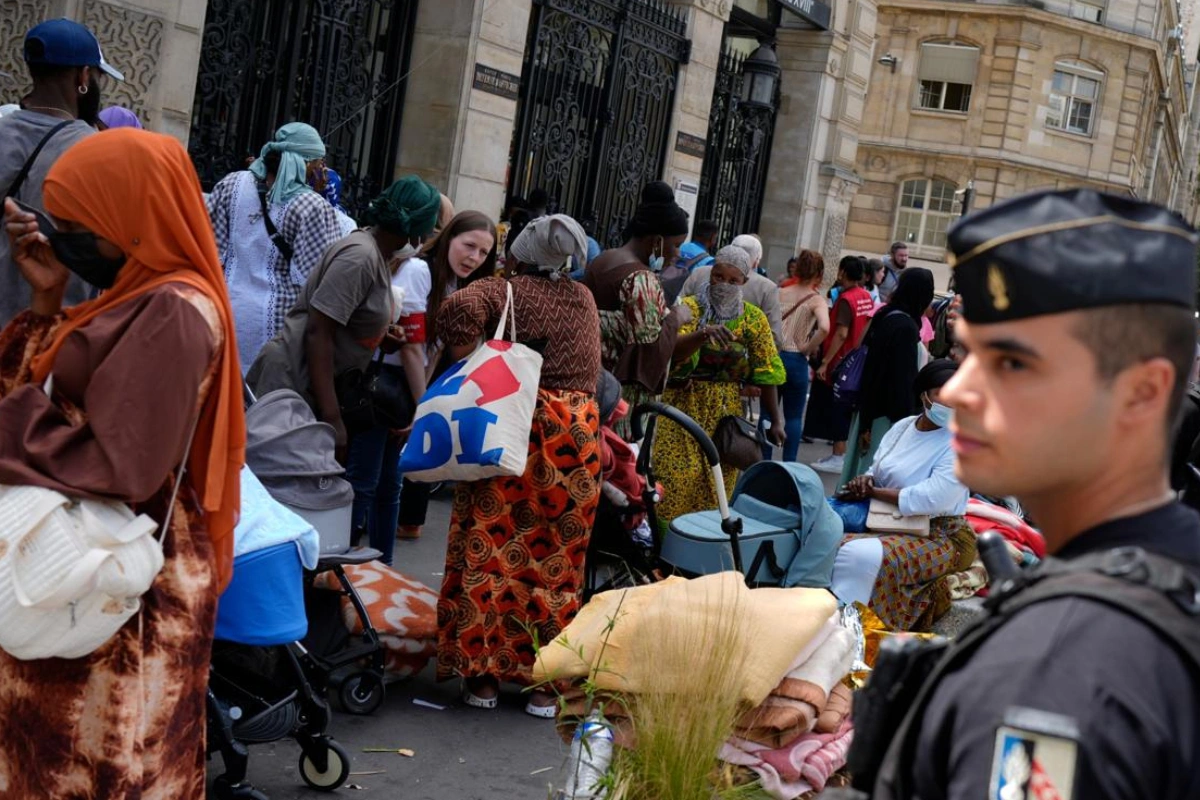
<box><xmin>828</xmin><ymin>359</ymin><xmax>975</xmax><ymax>631</ymax></box>
<box><xmin>654</xmin><ymin>245</ymin><xmax>786</xmax><ymax>525</ymax></box>
<box><xmin>681</xmin><ymin>233</ymin><xmax>784</xmax><ymax>348</ymax></box>
<box><xmin>584</xmin><ymin>181</ymin><xmax>691</xmax><ymax>437</ymax></box>
<box><xmin>807</xmin><ymin>256</ymin><xmax>875</xmax><ymax>474</ymax></box>
<box><xmin>206</xmin><ymin>122</ymin><xmax>345</xmax><ymax>372</ymax></box>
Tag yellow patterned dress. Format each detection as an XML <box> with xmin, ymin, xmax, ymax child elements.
<box><xmin>654</xmin><ymin>296</ymin><xmax>785</xmax><ymax>525</ymax></box>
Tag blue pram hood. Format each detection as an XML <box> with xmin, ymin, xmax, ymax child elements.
<box><xmin>730</xmin><ymin>461</ymin><xmax>844</xmax><ymax>588</ymax></box>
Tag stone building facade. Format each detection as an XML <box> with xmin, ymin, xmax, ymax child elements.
<box><xmin>843</xmin><ymin>0</ymin><xmax>1193</xmax><ymax>261</ymax></box>
<box><xmin>1</xmin><ymin>0</ymin><xmax>207</xmax><ymax>143</ymax></box>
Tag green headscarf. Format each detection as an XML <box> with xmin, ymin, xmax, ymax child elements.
<box><xmin>361</xmin><ymin>175</ymin><xmax>442</xmax><ymax>238</ymax></box>
<box><xmin>249</xmin><ymin>122</ymin><xmax>326</xmax><ymax>206</ymax></box>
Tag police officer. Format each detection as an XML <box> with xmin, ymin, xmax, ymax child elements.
<box><xmin>869</xmin><ymin>189</ymin><xmax>1200</xmax><ymax>800</ymax></box>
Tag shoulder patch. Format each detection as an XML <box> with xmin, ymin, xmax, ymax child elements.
<box><xmin>990</xmin><ymin>707</ymin><xmax>1079</xmax><ymax>800</ymax></box>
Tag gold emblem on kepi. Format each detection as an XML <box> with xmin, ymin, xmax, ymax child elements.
<box><xmin>988</xmin><ymin>264</ymin><xmax>1010</xmax><ymax>312</ymax></box>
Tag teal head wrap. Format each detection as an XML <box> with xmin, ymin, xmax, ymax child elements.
<box><xmin>249</xmin><ymin>122</ymin><xmax>326</xmax><ymax>206</ymax></box>
<box><xmin>361</xmin><ymin>175</ymin><xmax>442</xmax><ymax>238</ymax></box>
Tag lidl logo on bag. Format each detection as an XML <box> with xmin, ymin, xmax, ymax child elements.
<box><xmin>403</xmin><ymin>345</ymin><xmax>522</xmax><ymax>471</ymax></box>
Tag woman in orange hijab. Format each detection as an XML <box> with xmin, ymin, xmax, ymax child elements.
<box><xmin>0</xmin><ymin>129</ymin><xmax>244</xmax><ymax>799</ymax></box>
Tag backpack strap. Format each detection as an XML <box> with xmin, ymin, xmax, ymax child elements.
<box><xmin>874</xmin><ymin>546</ymin><xmax>1200</xmax><ymax>799</ymax></box>
<box><xmin>4</xmin><ymin>120</ymin><xmax>73</xmax><ymax>200</ymax></box>
<box><xmin>258</xmin><ymin>188</ymin><xmax>295</xmax><ymax>262</ymax></box>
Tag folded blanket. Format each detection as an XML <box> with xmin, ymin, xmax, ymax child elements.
<box><xmin>311</xmin><ymin>562</ymin><xmax>439</xmax><ymax>679</ymax></box>
<box><xmin>815</xmin><ymin>682</ymin><xmax>852</xmax><ymax>734</ymax></box>
<box><xmin>966</xmin><ymin>498</ymin><xmax>1045</xmax><ymax>558</ymax></box>
<box><xmin>735</xmin><ymin>627</ymin><xmax>856</xmax><ymax>746</ymax></box>
<box><xmin>235</xmin><ymin>467</ymin><xmax>320</xmax><ymax>568</ymax></box>
<box><xmin>720</xmin><ymin>719</ymin><xmax>854</xmax><ymax>800</ymax></box>
<box><xmin>534</xmin><ymin>573</ymin><xmax>838</xmax><ymax>707</ymax></box>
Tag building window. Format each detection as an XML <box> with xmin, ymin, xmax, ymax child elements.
<box><xmin>1047</xmin><ymin>62</ymin><xmax>1103</xmax><ymax>136</ymax></box>
<box><xmin>917</xmin><ymin>42</ymin><xmax>980</xmax><ymax>113</ymax></box>
<box><xmin>1068</xmin><ymin>0</ymin><xmax>1104</xmax><ymax>22</ymax></box>
<box><xmin>895</xmin><ymin>178</ymin><xmax>957</xmax><ymax>252</ymax></box>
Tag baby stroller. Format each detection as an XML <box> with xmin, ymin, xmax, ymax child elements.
<box><xmin>243</xmin><ymin>389</ymin><xmax>387</xmax><ymax>714</ymax></box>
<box><xmin>207</xmin><ymin>469</ymin><xmax>350</xmax><ymax>799</ymax></box>
<box><xmin>584</xmin><ymin>373</ymin><xmax>664</xmax><ymax>598</ymax></box>
<box><xmin>631</xmin><ymin>402</ymin><xmax>844</xmax><ymax>588</ymax></box>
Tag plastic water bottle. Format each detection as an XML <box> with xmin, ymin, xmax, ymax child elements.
<box><xmin>558</xmin><ymin>712</ymin><xmax>613</xmax><ymax>799</ymax></box>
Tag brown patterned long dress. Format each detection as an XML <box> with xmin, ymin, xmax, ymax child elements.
<box><xmin>0</xmin><ymin>284</ymin><xmax>223</xmax><ymax>799</ymax></box>
<box><xmin>433</xmin><ymin>275</ymin><xmax>602</xmax><ymax>685</ymax></box>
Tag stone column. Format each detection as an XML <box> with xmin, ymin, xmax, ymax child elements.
<box><xmin>1</xmin><ymin>0</ymin><xmax>207</xmax><ymax>144</ymax></box>
<box><xmin>663</xmin><ymin>0</ymin><xmax>734</xmax><ymax>225</ymax></box>
<box><xmin>395</xmin><ymin>0</ymin><xmax>531</xmax><ymax>217</ymax></box>
<box><xmin>757</xmin><ymin>0</ymin><xmax>877</xmax><ymax>283</ymax></box>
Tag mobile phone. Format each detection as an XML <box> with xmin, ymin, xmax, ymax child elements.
<box><xmin>10</xmin><ymin>199</ymin><xmax>57</xmax><ymax>233</ymax></box>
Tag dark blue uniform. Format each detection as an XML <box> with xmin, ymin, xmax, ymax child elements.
<box><xmin>911</xmin><ymin>503</ymin><xmax>1200</xmax><ymax>800</ymax></box>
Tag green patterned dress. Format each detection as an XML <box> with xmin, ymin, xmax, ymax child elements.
<box><xmin>654</xmin><ymin>296</ymin><xmax>785</xmax><ymax>524</ymax></box>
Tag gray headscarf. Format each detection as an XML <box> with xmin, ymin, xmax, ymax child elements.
<box><xmin>509</xmin><ymin>213</ymin><xmax>588</xmax><ymax>279</ymax></box>
<box><xmin>698</xmin><ymin>244</ymin><xmax>753</xmax><ymax>324</ymax></box>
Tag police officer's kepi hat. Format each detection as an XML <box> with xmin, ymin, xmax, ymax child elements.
<box><xmin>947</xmin><ymin>188</ymin><xmax>1198</xmax><ymax>324</ymax></box>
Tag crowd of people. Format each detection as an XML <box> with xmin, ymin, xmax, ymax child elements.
<box><xmin>5</xmin><ymin>15</ymin><xmax>1200</xmax><ymax>800</ymax></box>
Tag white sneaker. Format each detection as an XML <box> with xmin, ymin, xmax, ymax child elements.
<box><xmin>811</xmin><ymin>454</ymin><xmax>845</xmax><ymax>474</ymax></box>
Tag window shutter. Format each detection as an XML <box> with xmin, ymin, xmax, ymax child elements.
<box><xmin>919</xmin><ymin>44</ymin><xmax>980</xmax><ymax>85</ymax></box>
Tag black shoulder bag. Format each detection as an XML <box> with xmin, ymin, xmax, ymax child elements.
<box><xmin>257</xmin><ymin>189</ymin><xmax>294</xmax><ymax>262</ymax></box>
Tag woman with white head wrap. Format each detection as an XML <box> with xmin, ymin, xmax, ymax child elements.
<box><xmin>653</xmin><ymin>242</ymin><xmax>787</xmax><ymax>525</ymax></box>
<box><xmin>508</xmin><ymin>213</ymin><xmax>588</xmax><ymax>279</ymax></box>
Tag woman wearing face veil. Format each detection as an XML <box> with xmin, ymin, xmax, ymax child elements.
<box><xmin>0</xmin><ymin>129</ymin><xmax>245</xmax><ymax>798</ymax></box>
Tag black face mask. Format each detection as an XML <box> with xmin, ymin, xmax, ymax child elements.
<box><xmin>47</xmin><ymin>231</ymin><xmax>126</xmax><ymax>289</ymax></box>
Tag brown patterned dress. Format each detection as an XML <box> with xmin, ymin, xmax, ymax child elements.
<box><xmin>0</xmin><ymin>285</ymin><xmax>223</xmax><ymax>799</ymax></box>
<box><xmin>433</xmin><ymin>275</ymin><xmax>602</xmax><ymax>685</ymax></box>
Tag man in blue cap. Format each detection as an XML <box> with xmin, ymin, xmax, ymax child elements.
<box><xmin>0</xmin><ymin>18</ymin><xmax>123</xmax><ymax>325</ymax></box>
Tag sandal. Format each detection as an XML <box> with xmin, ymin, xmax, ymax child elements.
<box><xmin>462</xmin><ymin>677</ymin><xmax>498</xmax><ymax>710</ymax></box>
<box><xmin>524</xmin><ymin>700</ymin><xmax>557</xmax><ymax>719</ymax></box>
<box><xmin>396</xmin><ymin>525</ymin><xmax>422</xmax><ymax>540</ymax></box>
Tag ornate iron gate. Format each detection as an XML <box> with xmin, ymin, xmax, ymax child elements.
<box><xmin>508</xmin><ymin>0</ymin><xmax>690</xmax><ymax>247</ymax></box>
<box><xmin>696</xmin><ymin>46</ymin><xmax>778</xmax><ymax>243</ymax></box>
<box><xmin>188</xmin><ymin>0</ymin><xmax>417</xmax><ymax>217</ymax></box>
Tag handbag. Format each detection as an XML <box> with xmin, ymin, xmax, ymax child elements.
<box><xmin>0</xmin><ymin>377</ymin><xmax>198</xmax><ymax>660</ymax></box>
<box><xmin>398</xmin><ymin>282</ymin><xmax>543</xmax><ymax>482</ymax></box>
<box><xmin>866</xmin><ymin>498</ymin><xmax>931</xmax><ymax>536</ymax></box>
<box><xmin>714</xmin><ymin>414</ymin><xmax>766</xmax><ymax>471</ymax></box>
<box><xmin>336</xmin><ymin>352</ymin><xmax>415</xmax><ymax>433</ymax></box>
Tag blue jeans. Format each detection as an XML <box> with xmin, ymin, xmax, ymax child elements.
<box><xmin>780</xmin><ymin>351</ymin><xmax>811</xmax><ymax>463</ymax></box>
<box><xmin>345</xmin><ymin>426</ymin><xmax>403</xmax><ymax>565</ymax></box>
<box><xmin>828</xmin><ymin>497</ymin><xmax>869</xmax><ymax>533</ymax></box>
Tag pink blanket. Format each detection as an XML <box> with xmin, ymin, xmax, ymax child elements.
<box><xmin>720</xmin><ymin>719</ymin><xmax>854</xmax><ymax>800</ymax></box>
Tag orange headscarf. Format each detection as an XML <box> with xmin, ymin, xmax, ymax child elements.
<box><xmin>33</xmin><ymin>128</ymin><xmax>245</xmax><ymax>589</ymax></box>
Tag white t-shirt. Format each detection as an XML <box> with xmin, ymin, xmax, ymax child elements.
<box><xmin>384</xmin><ymin>257</ymin><xmax>433</xmax><ymax>366</ymax></box>
<box><xmin>867</xmin><ymin>416</ymin><xmax>968</xmax><ymax>517</ymax></box>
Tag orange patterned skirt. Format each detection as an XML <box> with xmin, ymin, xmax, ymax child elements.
<box><xmin>436</xmin><ymin>389</ymin><xmax>601</xmax><ymax>685</ymax></box>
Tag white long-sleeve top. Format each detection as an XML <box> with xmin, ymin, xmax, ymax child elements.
<box><xmin>866</xmin><ymin>415</ymin><xmax>968</xmax><ymax>517</ymax></box>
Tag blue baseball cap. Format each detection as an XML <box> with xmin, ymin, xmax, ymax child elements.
<box><xmin>24</xmin><ymin>19</ymin><xmax>124</xmax><ymax>81</ymax></box>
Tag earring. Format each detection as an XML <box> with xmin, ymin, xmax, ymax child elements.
<box><xmin>78</xmin><ymin>84</ymin><xmax>88</xmax><ymax>95</ymax></box>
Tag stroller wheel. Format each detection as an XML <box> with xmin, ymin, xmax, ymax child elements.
<box><xmin>299</xmin><ymin>738</ymin><xmax>351</xmax><ymax>791</ymax></box>
<box><xmin>212</xmin><ymin>776</ymin><xmax>270</xmax><ymax>800</ymax></box>
<box><xmin>338</xmin><ymin>670</ymin><xmax>385</xmax><ymax>715</ymax></box>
